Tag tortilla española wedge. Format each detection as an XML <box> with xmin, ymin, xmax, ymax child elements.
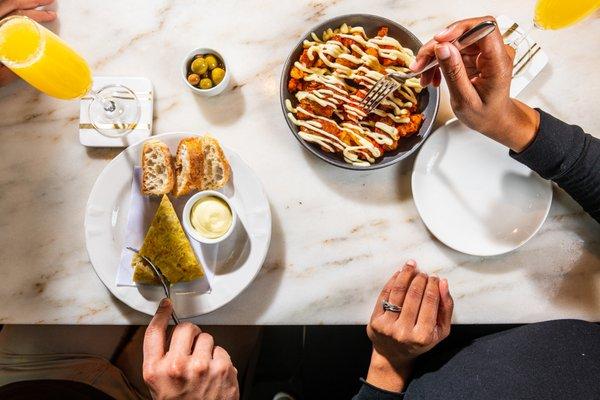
<box><xmin>132</xmin><ymin>195</ymin><xmax>204</xmax><ymax>284</ymax></box>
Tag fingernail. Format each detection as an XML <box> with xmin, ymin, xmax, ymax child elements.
<box><xmin>409</xmin><ymin>60</ymin><xmax>417</xmax><ymax>70</ymax></box>
<box><xmin>406</xmin><ymin>259</ymin><xmax>417</xmax><ymax>267</ymax></box>
<box><xmin>436</xmin><ymin>27</ymin><xmax>450</xmax><ymax>37</ymax></box>
<box><xmin>435</xmin><ymin>44</ymin><xmax>451</xmax><ymax>60</ymax></box>
<box><xmin>159</xmin><ymin>298</ymin><xmax>171</xmax><ymax>307</ymax></box>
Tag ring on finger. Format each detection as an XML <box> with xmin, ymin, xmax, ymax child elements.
<box><xmin>382</xmin><ymin>300</ymin><xmax>402</xmax><ymax>313</ymax></box>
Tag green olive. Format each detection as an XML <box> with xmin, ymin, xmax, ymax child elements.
<box><xmin>191</xmin><ymin>58</ymin><xmax>208</xmax><ymax>75</ymax></box>
<box><xmin>187</xmin><ymin>73</ymin><xmax>200</xmax><ymax>86</ymax></box>
<box><xmin>211</xmin><ymin>67</ymin><xmax>226</xmax><ymax>85</ymax></box>
<box><xmin>199</xmin><ymin>78</ymin><xmax>213</xmax><ymax>89</ymax></box>
<box><xmin>205</xmin><ymin>54</ymin><xmax>219</xmax><ymax>70</ymax></box>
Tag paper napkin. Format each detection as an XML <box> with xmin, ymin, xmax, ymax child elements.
<box><xmin>116</xmin><ymin>168</ymin><xmax>212</xmax><ymax>294</ymax></box>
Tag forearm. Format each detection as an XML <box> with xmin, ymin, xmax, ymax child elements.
<box><xmin>510</xmin><ymin>109</ymin><xmax>600</xmax><ymax>222</ymax></box>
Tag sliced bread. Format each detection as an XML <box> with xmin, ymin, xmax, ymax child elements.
<box><xmin>172</xmin><ymin>137</ymin><xmax>204</xmax><ymax>197</ymax></box>
<box><xmin>141</xmin><ymin>139</ymin><xmax>175</xmax><ymax>196</ymax></box>
<box><xmin>200</xmin><ymin>135</ymin><xmax>231</xmax><ymax>190</ymax></box>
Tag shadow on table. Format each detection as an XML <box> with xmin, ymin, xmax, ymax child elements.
<box><xmin>519</xmin><ymin>61</ymin><xmax>555</xmax><ymax>114</ymax></box>
<box><xmin>440</xmin><ymin>185</ymin><xmax>600</xmax><ymax>317</ymax></box>
<box><xmin>432</xmin><ymin>241</ymin><xmax>524</xmax><ymax>276</ymax></box>
<box><xmin>531</xmin><ymin>189</ymin><xmax>600</xmax><ymax>314</ymax></box>
<box><xmin>85</xmin><ymin>147</ymin><xmax>122</xmax><ymax>160</ymax></box>
<box><xmin>192</xmin><ymin>77</ymin><xmax>246</xmax><ymax>127</ymax></box>
<box><xmin>194</xmin><ymin>205</ymin><xmax>286</xmax><ymax>324</ymax></box>
<box><xmin>298</xmin><ymin>147</ymin><xmax>416</xmax><ymax>206</ymax></box>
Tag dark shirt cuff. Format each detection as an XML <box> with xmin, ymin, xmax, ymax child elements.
<box><xmin>509</xmin><ymin>108</ymin><xmax>585</xmax><ymax>180</ymax></box>
<box><xmin>352</xmin><ymin>378</ymin><xmax>404</xmax><ymax>400</ymax></box>
<box><xmin>509</xmin><ymin>107</ymin><xmax>600</xmax><ymax>222</ymax></box>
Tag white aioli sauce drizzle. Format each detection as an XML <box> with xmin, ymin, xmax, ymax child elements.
<box><xmin>287</xmin><ymin>25</ymin><xmax>422</xmax><ymax>166</ymax></box>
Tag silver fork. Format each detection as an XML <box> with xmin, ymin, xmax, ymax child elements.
<box><xmin>127</xmin><ymin>247</ymin><xmax>180</xmax><ymax>325</ymax></box>
<box><xmin>360</xmin><ymin>20</ymin><xmax>498</xmax><ymax>114</ymax></box>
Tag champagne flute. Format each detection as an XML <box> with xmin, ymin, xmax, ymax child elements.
<box><xmin>0</xmin><ymin>15</ymin><xmax>140</xmax><ymax>138</ymax></box>
<box><xmin>510</xmin><ymin>0</ymin><xmax>600</xmax><ymax>47</ymax></box>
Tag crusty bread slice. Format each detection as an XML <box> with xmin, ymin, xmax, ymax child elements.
<box><xmin>200</xmin><ymin>135</ymin><xmax>231</xmax><ymax>190</ymax></box>
<box><xmin>141</xmin><ymin>139</ymin><xmax>174</xmax><ymax>196</ymax></box>
<box><xmin>172</xmin><ymin>137</ymin><xmax>203</xmax><ymax>197</ymax></box>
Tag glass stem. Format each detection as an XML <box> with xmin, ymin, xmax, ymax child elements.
<box><xmin>507</xmin><ymin>21</ymin><xmax>535</xmax><ymax>49</ymax></box>
<box><xmin>89</xmin><ymin>89</ymin><xmax>117</xmax><ymax>113</ymax></box>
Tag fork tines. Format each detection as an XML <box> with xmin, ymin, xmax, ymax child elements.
<box><xmin>360</xmin><ymin>77</ymin><xmax>400</xmax><ymax>113</ymax></box>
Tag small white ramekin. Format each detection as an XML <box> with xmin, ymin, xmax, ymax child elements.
<box><xmin>183</xmin><ymin>190</ymin><xmax>237</xmax><ymax>244</ymax></box>
<box><xmin>181</xmin><ymin>47</ymin><xmax>230</xmax><ymax>97</ymax></box>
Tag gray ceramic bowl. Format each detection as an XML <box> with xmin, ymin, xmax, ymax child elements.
<box><xmin>280</xmin><ymin>14</ymin><xmax>440</xmax><ymax>170</ymax></box>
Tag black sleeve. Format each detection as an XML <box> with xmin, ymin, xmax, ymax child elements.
<box><xmin>510</xmin><ymin>109</ymin><xmax>600</xmax><ymax>223</ymax></box>
<box><xmin>352</xmin><ymin>379</ymin><xmax>404</xmax><ymax>400</ymax></box>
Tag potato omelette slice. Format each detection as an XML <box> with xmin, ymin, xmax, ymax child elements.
<box><xmin>132</xmin><ymin>195</ymin><xmax>204</xmax><ymax>284</ymax></box>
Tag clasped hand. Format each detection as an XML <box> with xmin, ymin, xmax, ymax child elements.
<box><xmin>366</xmin><ymin>261</ymin><xmax>454</xmax><ymax>392</ymax></box>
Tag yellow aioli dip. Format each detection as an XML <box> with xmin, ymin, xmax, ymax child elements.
<box><xmin>190</xmin><ymin>196</ymin><xmax>232</xmax><ymax>239</ymax></box>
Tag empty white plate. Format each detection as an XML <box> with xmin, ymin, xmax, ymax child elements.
<box><xmin>412</xmin><ymin>120</ymin><xmax>552</xmax><ymax>256</ymax></box>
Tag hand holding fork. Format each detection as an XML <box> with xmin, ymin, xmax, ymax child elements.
<box><xmin>360</xmin><ymin>20</ymin><xmax>497</xmax><ymax>113</ymax></box>
<box><xmin>406</xmin><ymin>16</ymin><xmax>541</xmax><ymax>153</ymax></box>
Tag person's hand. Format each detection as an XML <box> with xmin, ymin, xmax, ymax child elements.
<box><xmin>0</xmin><ymin>0</ymin><xmax>57</xmax><ymax>87</ymax></box>
<box><xmin>142</xmin><ymin>299</ymin><xmax>239</xmax><ymax>400</ymax></box>
<box><xmin>365</xmin><ymin>261</ymin><xmax>453</xmax><ymax>392</ymax></box>
<box><xmin>410</xmin><ymin>16</ymin><xmax>540</xmax><ymax>152</ymax></box>
<box><xmin>0</xmin><ymin>64</ymin><xmax>17</xmax><ymax>86</ymax></box>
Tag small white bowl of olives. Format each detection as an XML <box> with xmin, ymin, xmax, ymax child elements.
<box><xmin>182</xmin><ymin>47</ymin><xmax>230</xmax><ymax>97</ymax></box>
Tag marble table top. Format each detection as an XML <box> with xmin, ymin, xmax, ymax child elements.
<box><xmin>0</xmin><ymin>0</ymin><xmax>598</xmax><ymax>325</ymax></box>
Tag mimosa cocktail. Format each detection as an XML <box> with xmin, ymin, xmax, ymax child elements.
<box><xmin>0</xmin><ymin>16</ymin><xmax>91</xmax><ymax>99</ymax></box>
<box><xmin>507</xmin><ymin>0</ymin><xmax>599</xmax><ymax>71</ymax></box>
<box><xmin>534</xmin><ymin>0</ymin><xmax>600</xmax><ymax>30</ymax></box>
<box><xmin>0</xmin><ymin>16</ymin><xmax>140</xmax><ymax>137</ymax></box>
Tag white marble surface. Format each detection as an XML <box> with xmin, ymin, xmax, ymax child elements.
<box><xmin>0</xmin><ymin>0</ymin><xmax>599</xmax><ymax>325</ymax></box>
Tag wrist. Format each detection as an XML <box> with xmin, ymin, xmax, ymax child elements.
<box><xmin>489</xmin><ymin>99</ymin><xmax>539</xmax><ymax>152</ymax></box>
<box><xmin>510</xmin><ymin>99</ymin><xmax>540</xmax><ymax>152</ymax></box>
<box><xmin>366</xmin><ymin>350</ymin><xmax>412</xmax><ymax>393</ymax></box>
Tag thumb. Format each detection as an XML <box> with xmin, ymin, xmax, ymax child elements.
<box><xmin>434</xmin><ymin>43</ymin><xmax>480</xmax><ymax>109</ymax></box>
<box><xmin>436</xmin><ymin>279</ymin><xmax>453</xmax><ymax>338</ymax></box>
<box><xmin>0</xmin><ymin>65</ymin><xmax>17</xmax><ymax>87</ymax></box>
<box><xmin>143</xmin><ymin>298</ymin><xmax>172</xmax><ymax>363</ymax></box>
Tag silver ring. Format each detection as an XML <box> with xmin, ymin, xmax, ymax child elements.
<box><xmin>382</xmin><ymin>300</ymin><xmax>402</xmax><ymax>313</ymax></box>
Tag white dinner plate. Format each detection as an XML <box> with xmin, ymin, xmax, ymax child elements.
<box><xmin>412</xmin><ymin>120</ymin><xmax>552</xmax><ymax>256</ymax></box>
<box><xmin>85</xmin><ymin>132</ymin><xmax>272</xmax><ymax>318</ymax></box>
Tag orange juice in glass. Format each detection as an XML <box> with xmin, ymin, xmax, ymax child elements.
<box><xmin>0</xmin><ymin>15</ymin><xmax>91</xmax><ymax>99</ymax></box>
<box><xmin>534</xmin><ymin>0</ymin><xmax>600</xmax><ymax>30</ymax></box>
<box><xmin>507</xmin><ymin>0</ymin><xmax>599</xmax><ymax>71</ymax></box>
<box><xmin>0</xmin><ymin>16</ymin><xmax>139</xmax><ymax>137</ymax></box>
